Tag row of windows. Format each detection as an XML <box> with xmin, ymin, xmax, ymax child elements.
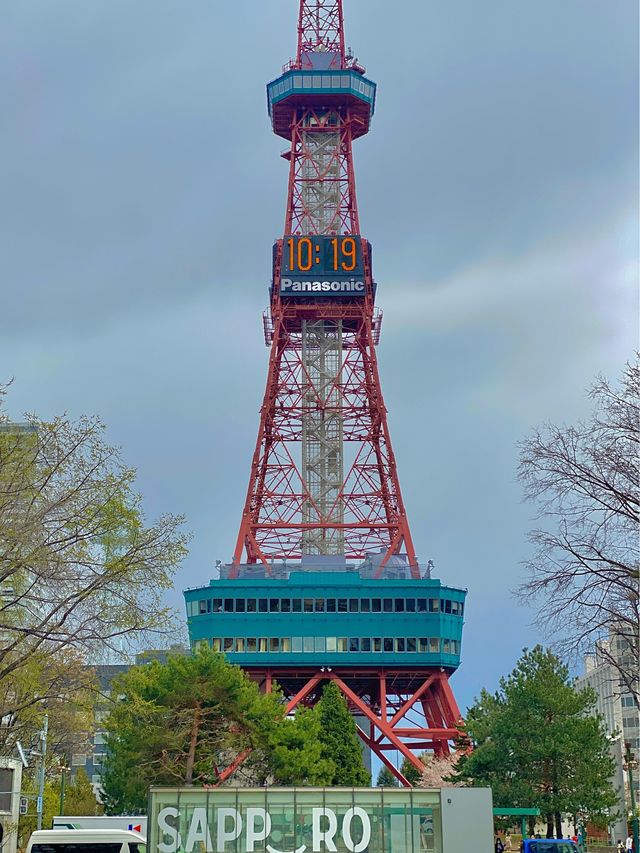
<box><xmin>196</xmin><ymin>636</ymin><xmax>461</xmax><ymax>655</ymax></box>
<box><xmin>188</xmin><ymin>596</ymin><xmax>464</xmax><ymax>618</ymax></box>
<box><xmin>270</xmin><ymin>73</ymin><xmax>375</xmax><ymax>101</ymax></box>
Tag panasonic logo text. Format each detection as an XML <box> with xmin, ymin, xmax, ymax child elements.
<box><xmin>280</xmin><ymin>278</ymin><xmax>365</xmax><ymax>294</ymax></box>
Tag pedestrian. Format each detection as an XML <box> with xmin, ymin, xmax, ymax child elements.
<box><xmin>625</xmin><ymin>834</ymin><xmax>633</xmax><ymax>851</ymax></box>
<box><xmin>617</xmin><ymin>841</ymin><xmax>625</xmax><ymax>853</ymax></box>
<box><xmin>495</xmin><ymin>835</ymin><xmax>505</xmax><ymax>853</ymax></box>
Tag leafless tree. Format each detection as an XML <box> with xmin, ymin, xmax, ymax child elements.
<box><xmin>518</xmin><ymin>357</ymin><xmax>639</xmax><ymax>706</ymax></box>
<box><xmin>0</xmin><ymin>391</ymin><xmax>189</xmax><ymax>752</ymax></box>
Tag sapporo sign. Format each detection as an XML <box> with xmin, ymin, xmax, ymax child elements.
<box><xmin>148</xmin><ymin>787</ymin><xmax>443</xmax><ymax>853</ymax></box>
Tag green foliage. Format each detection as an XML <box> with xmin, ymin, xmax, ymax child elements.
<box><xmin>0</xmin><ymin>399</ymin><xmax>189</xmax><ymax>752</ymax></box>
<box><xmin>64</xmin><ymin>768</ymin><xmax>102</xmax><ymax>816</ymax></box>
<box><xmin>453</xmin><ymin>646</ymin><xmax>618</xmax><ymax>826</ymax></box>
<box><xmin>264</xmin><ymin>707</ymin><xmax>335</xmax><ymax>786</ymax></box>
<box><xmin>101</xmin><ymin>649</ymin><xmax>340</xmax><ymax>812</ymax></box>
<box><xmin>376</xmin><ymin>766</ymin><xmax>400</xmax><ymax>787</ymax></box>
<box><xmin>400</xmin><ymin>755</ymin><xmax>424</xmax><ymax>786</ymax></box>
<box><xmin>18</xmin><ymin>777</ymin><xmax>60</xmax><ymax>845</ymax></box>
<box><xmin>316</xmin><ymin>682</ymin><xmax>370</xmax><ymax>786</ymax></box>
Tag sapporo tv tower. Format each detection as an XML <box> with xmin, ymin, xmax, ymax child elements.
<box><xmin>185</xmin><ymin>0</ymin><xmax>467</xmax><ymax>785</ymax></box>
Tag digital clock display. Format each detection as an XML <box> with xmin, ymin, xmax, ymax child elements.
<box><xmin>281</xmin><ymin>235</ymin><xmax>365</xmax><ymax>278</ymax></box>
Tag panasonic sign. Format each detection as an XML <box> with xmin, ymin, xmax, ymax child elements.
<box><xmin>280</xmin><ymin>277</ymin><xmax>365</xmax><ymax>296</ymax></box>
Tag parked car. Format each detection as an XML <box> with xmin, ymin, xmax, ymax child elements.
<box><xmin>522</xmin><ymin>840</ymin><xmax>580</xmax><ymax>853</ymax></box>
<box><xmin>26</xmin><ymin>829</ymin><xmax>146</xmax><ymax>853</ymax></box>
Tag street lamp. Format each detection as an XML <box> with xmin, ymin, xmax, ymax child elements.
<box><xmin>623</xmin><ymin>742</ymin><xmax>639</xmax><ymax>852</ymax></box>
<box><xmin>59</xmin><ymin>762</ymin><xmax>70</xmax><ymax>816</ymax></box>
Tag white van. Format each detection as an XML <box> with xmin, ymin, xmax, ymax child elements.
<box><xmin>26</xmin><ymin>829</ymin><xmax>146</xmax><ymax>853</ymax></box>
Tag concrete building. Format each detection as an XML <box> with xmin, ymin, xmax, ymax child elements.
<box><xmin>576</xmin><ymin>627</ymin><xmax>640</xmax><ymax>842</ymax></box>
<box><xmin>0</xmin><ymin>757</ymin><xmax>22</xmax><ymax>853</ymax></box>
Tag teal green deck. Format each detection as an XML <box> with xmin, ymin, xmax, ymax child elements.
<box><xmin>185</xmin><ymin>573</ymin><xmax>465</xmax><ymax>670</ymax></box>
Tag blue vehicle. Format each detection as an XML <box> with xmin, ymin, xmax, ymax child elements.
<box><xmin>522</xmin><ymin>841</ymin><xmax>580</xmax><ymax>853</ymax></box>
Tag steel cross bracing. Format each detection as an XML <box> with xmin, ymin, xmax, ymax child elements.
<box><xmin>296</xmin><ymin>0</ymin><xmax>345</xmax><ymax>65</ymax></box>
<box><xmin>214</xmin><ymin>668</ymin><xmax>465</xmax><ymax>787</ymax></box>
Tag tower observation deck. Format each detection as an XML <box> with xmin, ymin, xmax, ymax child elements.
<box><xmin>185</xmin><ymin>0</ymin><xmax>466</xmax><ymax>786</ymax></box>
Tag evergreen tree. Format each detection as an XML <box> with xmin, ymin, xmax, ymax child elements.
<box><xmin>454</xmin><ymin>646</ymin><xmax>617</xmax><ymax>835</ymax></box>
<box><xmin>64</xmin><ymin>768</ymin><xmax>102</xmax><ymax>816</ymax></box>
<box><xmin>400</xmin><ymin>755</ymin><xmax>424</xmax><ymax>786</ymax></box>
<box><xmin>101</xmin><ymin>648</ymin><xmax>334</xmax><ymax>812</ymax></box>
<box><xmin>316</xmin><ymin>682</ymin><xmax>370</xmax><ymax>786</ymax></box>
<box><xmin>376</xmin><ymin>766</ymin><xmax>399</xmax><ymax>787</ymax></box>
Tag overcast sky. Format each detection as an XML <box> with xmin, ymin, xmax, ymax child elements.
<box><xmin>1</xmin><ymin>0</ymin><xmax>637</xmax><ymax>713</ymax></box>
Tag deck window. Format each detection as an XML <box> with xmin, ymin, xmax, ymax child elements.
<box><xmin>361</xmin><ymin>638</ymin><xmax>371</xmax><ymax>652</ymax></box>
<box><xmin>292</xmin><ymin>637</ymin><xmax>302</xmax><ymax>653</ymax></box>
<box><xmin>337</xmin><ymin>638</ymin><xmax>348</xmax><ymax>652</ymax></box>
<box><xmin>281</xmin><ymin>599</ymin><xmax>291</xmax><ymax>612</ymax></box>
<box><xmin>223</xmin><ymin>638</ymin><xmax>233</xmax><ymax>652</ymax></box>
<box><xmin>349</xmin><ymin>599</ymin><xmax>359</xmax><ymax>612</ymax></box>
<box><xmin>246</xmin><ymin>598</ymin><xmax>256</xmax><ymax>612</ymax></box>
<box><xmin>292</xmin><ymin>598</ymin><xmax>302</xmax><ymax>612</ymax></box>
<box><xmin>326</xmin><ymin>637</ymin><xmax>337</xmax><ymax>652</ymax></box>
<box><xmin>304</xmin><ymin>637</ymin><xmax>314</xmax><ymax>652</ymax></box>
<box><xmin>326</xmin><ymin>598</ymin><xmax>336</xmax><ymax>612</ymax></box>
<box><xmin>246</xmin><ymin>638</ymin><xmax>257</xmax><ymax>652</ymax></box>
<box><xmin>383</xmin><ymin>638</ymin><xmax>393</xmax><ymax>652</ymax></box>
<box><xmin>304</xmin><ymin>598</ymin><xmax>314</xmax><ymax>613</ymax></box>
<box><xmin>428</xmin><ymin>599</ymin><xmax>440</xmax><ymax>613</ymax></box>
<box><xmin>258</xmin><ymin>599</ymin><xmax>268</xmax><ymax>613</ymax></box>
<box><xmin>394</xmin><ymin>599</ymin><xmax>405</xmax><ymax>612</ymax></box>
<box><xmin>373</xmin><ymin>638</ymin><xmax>382</xmax><ymax>652</ymax></box>
<box><xmin>395</xmin><ymin>638</ymin><xmax>405</xmax><ymax>652</ymax></box>
<box><xmin>349</xmin><ymin>638</ymin><xmax>360</xmax><ymax>652</ymax></box>
<box><xmin>235</xmin><ymin>599</ymin><xmax>245</xmax><ymax>613</ymax></box>
<box><xmin>418</xmin><ymin>638</ymin><xmax>429</xmax><ymax>653</ymax></box>
<box><xmin>429</xmin><ymin>638</ymin><xmax>440</xmax><ymax>653</ymax></box>
<box><xmin>407</xmin><ymin>638</ymin><xmax>417</xmax><ymax>652</ymax></box>
<box><xmin>360</xmin><ymin>599</ymin><xmax>370</xmax><ymax>612</ymax></box>
<box><xmin>406</xmin><ymin>599</ymin><xmax>415</xmax><ymax>612</ymax></box>
<box><xmin>383</xmin><ymin>599</ymin><xmax>393</xmax><ymax>613</ymax></box>
<box><xmin>315</xmin><ymin>599</ymin><xmax>325</xmax><ymax>612</ymax></box>
<box><xmin>338</xmin><ymin>598</ymin><xmax>348</xmax><ymax>612</ymax></box>
<box><xmin>371</xmin><ymin>599</ymin><xmax>381</xmax><ymax>612</ymax></box>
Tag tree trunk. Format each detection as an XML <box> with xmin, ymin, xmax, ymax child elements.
<box><xmin>546</xmin><ymin>814</ymin><xmax>554</xmax><ymax>838</ymax></box>
<box><xmin>554</xmin><ymin>812</ymin><xmax>563</xmax><ymax>838</ymax></box>
<box><xmin>528</xmin><ymin>817</ymin><xmax>536</xmax><ymax>838</ymax></box>
<box><xmin>185</xmin><ymin>703</ymin><xmax>202</xmax><ymax>785</ymax></box>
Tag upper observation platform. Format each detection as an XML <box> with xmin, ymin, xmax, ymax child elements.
<box><xmin>267</xmin><ymin>69</ymin><xmax>377</xmax><ymax>140</ymax></box>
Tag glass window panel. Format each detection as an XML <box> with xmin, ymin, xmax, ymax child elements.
<box><xmin>223</xmin><ymin>637</ymin><xmax>233</xmax><ymax>652</ymax></box>
<box><xmin>349</xmin><ymin>598</ymin><xmax>359</xmax><ymax>612</ymax></box>
<box><xmin>258</xmin><ymin>599</ymin><xmax>268</xmax><ymax>612</ymax></box>
<box><xmin>312</xmin><ymin>75</ymin><xmax>322</xmax><ymax>87</ymax></box>
<box><xmin>246</xmin><ymin>638</ymin><xmax>257</xmax><ymax>652</ymax></box>
<box><xmin>235</xmin><ymin>599</ymin><xmax>245</xmax><ymax>613</ymax></box>
<box><xmin>417</xmin><ymin>598</ymin><xmax>427</xmax><ymax>612</ymax></box>
<box><xmin>304</xmin><ymin>598</ymin><xmax>314</xmax><ymax>612</ymax></box>
<box><xmin>315</xmin><ymin>598</ymin><xmax>325</xmax><ymax>612</ymax></box>
<box><xmin>337</xmin><ymin>637</ymin><xmax>348</xmax><ymax>652</ymax></box>
<box><xmin>303</xmin><ymin>76</ymin><xmax>313</xmax><ymax>88</ymax></box>
<box><xmin>235</xmin><ymin>638</ymin><xmax>244</xmax><ymax>652</ymax></box>
<box><xmin>429</xmin><ymin>598</ymin><xmax>440</xmax><ymax>612</ymax></box>
<box><xmin>460</xmin><ymin>603</ymin><xmax>465</xmax><ymax>616</ymax></box>
<box><xmin>406</xmin><ymin>598</ymin><xmax>415</xmax><ymax>612</ymax></box>
<box><xmin>395</xmin><ymin>598</ymin><xmax>405</xmax><ymax>612</ymax></box>
<box><xmin>246</xmin><ymin>598</ymin><xmax>256</xmax><ymax>612</ymax></box>
<box><xmin>212</xmin><ymin>598</ymin><xmax>222</xmax><ymax>612</ymax></box>
<box><xmin>383</xmin><ymin>598</ymin><xmax>393</xmax><ymax>612</ymax></box>
<box><xmin>349</xmin><ymin>638</ymin><xmax>359</xmax><ymax>652</ymax></box>
<box><xmin>326</xmin><ymin>637</ymin><xmax>337</xmax><ymax>652</ymax></box>
<box><xmin>371</xmin><ymin>598</ymin><xmax>381</xmax><ymax>612</ymax></box>
<box><xmin>396</xmin><ymin>638</ymin><xmax>405</xmax><ymax>652</ymax></box>
<box><xmin>418</xmin><ymin>637</ymin><xmax>429</xmax><ymax>652</ymax></box>
<box><xmin>430</xmin><ymin>638</ymin><xmax>440</xmax><ymax>653</ymax></box>
<box><xmin>407</xmin><ymin>637</ymin><xmax>417</xmax><ymax>652</ymax></box>
<box><xmin>314</xmin><ymin>637</ymin><xmax>325</xmax><ymax>652</ymax></box>
<box><xmin>303</xmin><ymin>636</ymin><xmax>314</xmax><ymax>652</ymax></box>
<box><xmin>198</xmin><ymin>600</ymin><xmax>207</xmax><ymax>615</ymax></box>
<box><xmin>361</xmin><ymin>637</ymin><xmax>371</xmax><ymax>652</ymax></box>
<box><xmin>331</xmin><ymin>76</ymin><xmax>341</xmax><ymax>88</ymax></box>
<box><xmin>224</xmin><ymin>599</ymin><xmax>233</xmax><ymax>612</ymax></box>
<box><xmin>383</xmin><ymin>638</ymin><xmax>393</xmax><ymax>652</ymax></box>
<box><xmin>292</xmin><ymin>598</ymin><xmax>302</xmax><ymax>612</ymax></box>
<box><xmin>292</xmin><ymin>637</ymin><xmax>302</xmax><ymax>653</ymax></box>
<box><xmin>444</xmin><ymin>599</ymin><xmax>452</xmax><ymax>614</ymax></box>
<box><xmin>281</xmin><ymin>598</ymin><xmax>291</xmax><ymax>612</ymax></box>
<box><xmin>321</xmin><ymin>75</ymin><xmax>331</xmax><ymax>87</ymax></box>
<box><xmin>270</xmin><ymin>637</ymin><xmax>280</xmax><ymax>652</ymax></box>
<box><xmin>373</xmin><ymin>637</ymin><xmax>382</xmax><ymax>652</ymax></box>
<box><xmin>326</xmin><ymin>598</ymin><xmax>336</xmax><ymax>612</ymax></box>
<box><xmin>281</xmin><ymin>637</ymin><xmax>291</xmax><ymax>652</ymax></box>
<box><xmin>341</xmin><ymin>74</ymin><xmax>350</xmax><ymax>86</ymax></box>
<box><xmin>258</xmin><ymin>637</ymin><xmax>268</xmax><ymax>652</ymax></box>
<box><xmin>270</xmin><ymin>598</ymin><xmax>280</xmax><ymax>612</ymax></box>
<box><xmin>293</xmin><ymin>74</ymin><xmax>302</xmax><ymax>87</ymax></box>
<box><xmin>212</xmin><ymin>638</ymin><xmax>222</xmax><ymax>652</ymax></box>
<box><xmin>360</xmin><ymin>598</ymin><xmax>370</xmax><ymax>612</ymax></box>
<box><xmin>338</xmin><ymin>598</ymin><xmax>348</xmax><ymax>612</ymax></box>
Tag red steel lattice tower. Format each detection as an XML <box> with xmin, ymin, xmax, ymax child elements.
<box><xmin>194</xmin><ymin>0</ymin><xmax>467</xmax><ymax>786</ymax></box>
<box><xmin>233</xmin><ymin>1</ymin><xmax>418</xmax><ymax>575</ymax></box>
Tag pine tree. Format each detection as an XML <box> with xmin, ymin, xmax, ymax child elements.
<box><xmin>454</xmin><ymin>646</ymin><xmax>617</xmax><ymax>833</ymax></box>
<box><xmin>376</xmin><ymin>766</ymin><xmax>399</xmax><ymax>787</ymax></box>
<box><xmin>316</xmin><ymin>682</ymin><xmax>370</xmax><ymax>786</ymax></box>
